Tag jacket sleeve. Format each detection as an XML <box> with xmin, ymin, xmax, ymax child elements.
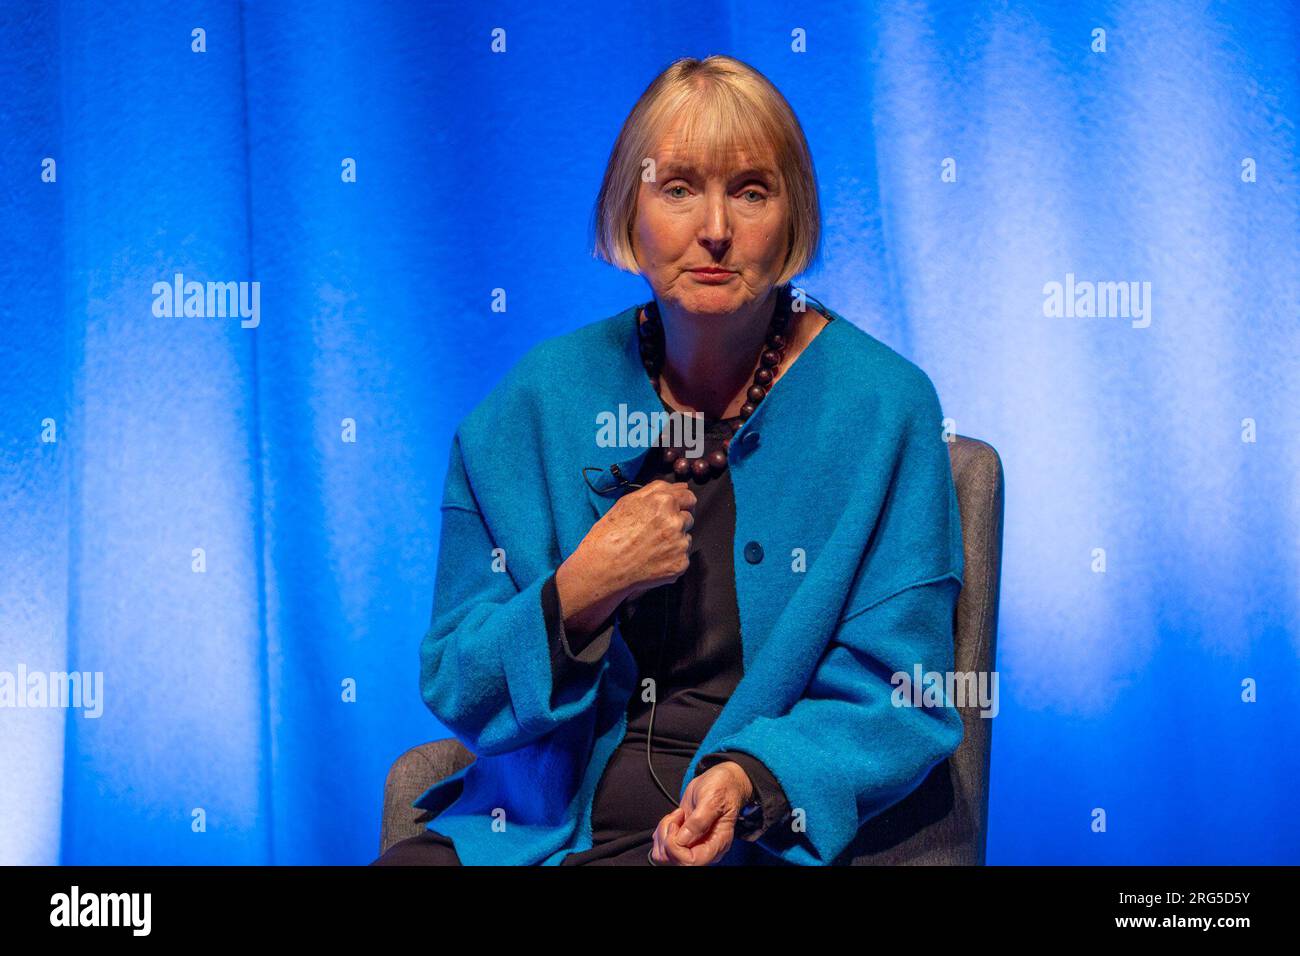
<box><xmin>701</xmin><ymin>572</ymin><xmax>964</xmax><ymax>865</ymax></box>
<box><xmin>418</xmin><ymin>434</ymin><xmax>611</xmax><ymax>757</ymax></box>
<box><xmin>542</xmin><ymin>571</ymin><xmax>617</xmax><ymax>682</ymax></box>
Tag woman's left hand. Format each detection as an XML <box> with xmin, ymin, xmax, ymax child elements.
<box><xmin>649</xmin><ymin>761</ymin><xmax>752</xmax><ymax>865</ymax></box>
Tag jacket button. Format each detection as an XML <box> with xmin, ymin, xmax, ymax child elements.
<box><xmin>741</xmin><ymin>430</ymin><xmax>760</xmax><ymax>448</ymax></box>
<box><xmin>744</xmin><ymin>541</ymin><xmax>764</xmax><ymax>564</ymax></box>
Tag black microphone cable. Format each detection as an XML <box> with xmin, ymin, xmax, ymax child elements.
<box><xmin>643</xmin><ymin>570</ymin><xmax>684</xmax><ymax>808</ymax></box>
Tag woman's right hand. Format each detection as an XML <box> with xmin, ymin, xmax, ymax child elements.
<box><xmin>554</xmin><ymin>478</ymin><xmax>697</xmax><ymax>638</ymax></box>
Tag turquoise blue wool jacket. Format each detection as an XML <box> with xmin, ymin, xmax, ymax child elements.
<box><xmin>412</xmin><ymin>299</ymin><xmax>965</xmax><ymax>866</ymax></box>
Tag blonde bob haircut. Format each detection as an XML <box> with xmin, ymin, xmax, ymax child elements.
<box><xmin>591</xmin><ymin>55</ymin><xmax>821</xmax><ymax>288</ymax></box>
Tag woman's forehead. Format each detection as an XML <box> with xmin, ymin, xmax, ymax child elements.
<box><xmin>651</xmin><ymin>139</ymin><xmax>777</xmax><ymax>177</ymax></box>
<box><xmin>650</xmin><ymin>110</ymin><xmax>777</xmax><ymax>174</ymax></box>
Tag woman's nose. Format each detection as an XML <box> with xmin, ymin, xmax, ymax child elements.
<box><xmin>698</xmin><ymin>191</ymin><xmax>732</xmax><ymax>245</ymax></box>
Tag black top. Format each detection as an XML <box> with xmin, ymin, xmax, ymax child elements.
<box><xmin>539</xmin><ymin>398</ymin><xmax>793</xmax><ymax>844</ymax></box>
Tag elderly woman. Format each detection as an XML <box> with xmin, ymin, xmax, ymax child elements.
<box><xmin>371</xmin><ymin>54</ymin><xmax>964</xmax><ymax>867</ymax></box>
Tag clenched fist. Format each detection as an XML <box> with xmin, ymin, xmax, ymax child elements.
<box><xmin>555</xmin><ymin>478</ymin><xmax>697</xmax><ymax>640</ymax></box>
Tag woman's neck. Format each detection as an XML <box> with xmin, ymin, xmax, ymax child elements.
<box><xmin>646</xmin><ymin>289</ymin><xmax>782</xmax><ymax>421</ymax></box>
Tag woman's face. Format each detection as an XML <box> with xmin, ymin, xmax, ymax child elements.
<box><xmin>631</xmin><ymin>131</ymin><xmax>789</xmax><ymax>319</ymax></box>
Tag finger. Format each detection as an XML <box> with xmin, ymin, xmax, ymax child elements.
<box><xmin>651</xmin><ymin>808</ymin><xmax>683</xmax><ymax>865</ymax></box>
<box><xmin>674</xmin><ymin>815</ymin><xmax>732</xmax><ymax>866</ymax></box>
<box><xmin>670</xmin><ymin>483</ymin><xmax>698</xmax><ymax>509</ymax></box>
<box><xmin>661</xmin><ymin>488</ymin><xmax>696</xmax><ymax>516</ymax></box>
<box><xmin>695</xmin><ymin>825</ymin><xmax>734</xmax><ymax>866</ymax></box>
<box><xmin>637</xmin><ymin>478</ymin><xmax>675</xmax><ymax>501</ymax></box>
<box><xmin>658</xmin><ymin>809</ymin><xmax>688</xmax><ymax>865</ymax></box>
<box><xmin>661</xmin><ymin>814</ymin><xmax>696</xmax><ymax>865</ymax></box>
<box><xmin>663</xmin><ymin>818</ymin><xmax>696</xmax><ymax>866</ymax></box>
<box><xmin>677</xmin><ymin>789</ymin><xmax>727</xmax><ymax>847</ymax></box>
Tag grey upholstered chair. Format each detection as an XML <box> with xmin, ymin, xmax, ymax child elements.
<box><xmin>381</xmin><ymin>434</ymin><xmax>1004</xmax><ymax>865</ymax></box>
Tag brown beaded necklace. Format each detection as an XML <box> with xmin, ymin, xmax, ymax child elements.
<box><xmin>636</xmin><ymin>285</ymin><xmax>797</xmax><ymax>484</ymax></box>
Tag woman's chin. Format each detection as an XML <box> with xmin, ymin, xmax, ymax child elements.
<box><xmin>679</xmin><ymin>287</ymin><xmax>752</xmax><ymax>317</ymax></box>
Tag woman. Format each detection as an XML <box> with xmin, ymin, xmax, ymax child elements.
<box><xmin>372</xmin><ymin>55</ymin><xmax>964</xmax><ymax>866</ymax></box>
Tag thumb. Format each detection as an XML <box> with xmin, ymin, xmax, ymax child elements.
<box><xmin>676</xmin><ymin>795</ymin><xmax>723</xmax><ymax>847</ymax></box>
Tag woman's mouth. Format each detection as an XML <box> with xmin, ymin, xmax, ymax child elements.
<box><xmin>688</xmin><ymin>268</ymin><xmax>737</xmax><ymax>283</ymax></box>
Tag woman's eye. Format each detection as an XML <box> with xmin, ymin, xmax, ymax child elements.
<box><xmin>663</xmin><ymin>184</ymin><xmax>765</xmax><ymax>201</ymax></box>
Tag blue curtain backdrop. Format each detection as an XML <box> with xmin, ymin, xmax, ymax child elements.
<box><xmin>1</xmin><ymin>0</ymin><xmax>1296</xmax><ymax>865</ymax></box>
